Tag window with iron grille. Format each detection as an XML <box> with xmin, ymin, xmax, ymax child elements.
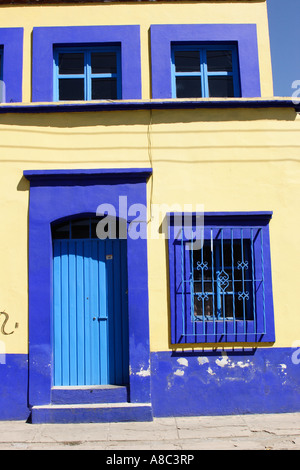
<box><xmin>168</xmin><ymin>212</ymin><xmax>275</xmax><ymax>344</ymax></box>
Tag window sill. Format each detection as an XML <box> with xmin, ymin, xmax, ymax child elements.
<box><xmin>0</xmin><ymin>97</ymin><xmax>299</xmax><ymax>113</ymax></box>
<box><xmin>176</xmin><ymin>318</ymin><xmax>274</xmax><ymax>344</ymax></box>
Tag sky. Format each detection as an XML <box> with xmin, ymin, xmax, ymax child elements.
<box><xmin>266</xmin><ymin>0</ymin><xmax>300</xmax><ymax>96</ymax></box>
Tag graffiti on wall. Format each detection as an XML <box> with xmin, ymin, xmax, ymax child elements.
<box><xmin>0</xmin><ymin>311</ymin><xmax>18</xmax><ymax>336</ymax></box>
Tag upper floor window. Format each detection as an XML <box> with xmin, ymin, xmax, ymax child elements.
<box><xmin>0</xmin><ymin>28</ymin><xmax>23</xmax><ymax>103</ymax></box>
<box><xmin>150</xmin><ymin>24</ymin><xmax>261</xmax><ymax>99</ymax></box>
<box><xmin>53</xmin><ymin>45</ymin><xmax>121</xmax><ymax>101</ymax></box>
<box><xmin>33</xmin><ymin>26</ymin><xmax>141</xmax><ymax>102</ymax></box>
<box><xmin>0</xmin><ymin>47</ymin><xmax>3</xmax><ymax>76</ymax></box>
<box><xmin>0</xmin><ymin>47</ymin><xmax>3</xmax><ymax>102</ymax></box>
<box><xmin>171</xmin><ymin>45</ymin><xmax>240</xmax><ymax>98</ymax></box>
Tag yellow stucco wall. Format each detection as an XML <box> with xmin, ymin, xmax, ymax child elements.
<box><xmin>0</xmin><ymin>1</ymin><xmax>299</xmax><ymax>355</ymax></box>
<box><xmin>0</xmin><ymin>106</ymin><xmax>299</xmax><ymax>354</ymax></box>
<box><xmin>147</xmin><ymin>107</ymin><xmax>300</xmax><ymax>351</ymax></box>
<box><xmin>0</xmin><ymin>0</ymin><xmax>274</xmax><ymax>101</ymax></box>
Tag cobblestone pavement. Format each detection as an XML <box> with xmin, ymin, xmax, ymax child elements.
<box><xmin>0</xmin><ymin>412</ymin><xmax>299</xmax><ymax>450</ymax></box>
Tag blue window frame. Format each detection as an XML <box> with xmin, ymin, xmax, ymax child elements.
<box><xmin>171</xmin><ymin>44</ymin><xmax>240</xmax><ymax>98</ymax></box>
<box><xmin>168</xmin><ymin>212</ymin><xmax>275</xmax><ymax>344</ymax></box>
<box><xmin>0</xmin><ymin>28</ymin><xmax>23</xmax><ymax>103</ymax></box>
<box><xmin>32</xmin><ymin>26</ymin><xmax>141</xmax><ymax>102</ymax></box>
<box><xmin>53</xmin><ymin>45</ymin><xmax>121</xmax><ymax>101</ymax></box>
<box><xmin>0</xmin><ymin>47</ymin><xmax>3</xmax><ymax>102</ymax></box>
<box><xmin>150</xmin><ymin>24</ymin><xmax>261</xmax><ymax>99</ymax></box>
<box><xmin>0</xmin><ymin>47</ymin><xmax>3</xmax><ymax>76</ymax></box>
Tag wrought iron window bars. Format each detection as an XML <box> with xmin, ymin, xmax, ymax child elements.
<box><xmin>169</xmin><ymin>213</ymin><xmax>275</xmax><ymax>344</ymax></box>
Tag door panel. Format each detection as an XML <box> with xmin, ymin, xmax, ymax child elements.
<box><xmin>53</xmin><ymin>238</ymin><xmax>128</xmax><ymax>387</ymax></box>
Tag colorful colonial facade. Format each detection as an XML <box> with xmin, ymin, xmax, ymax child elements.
<box><xmin>0</xmin><ymin>0</ymin><xmax>299</xmax><ymax>423</ymax></box>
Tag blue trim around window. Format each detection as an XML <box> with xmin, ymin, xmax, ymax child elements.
<box><xmin>0</xmin><ymin>47</ymin><xmax>3</xmax><ymax>78</ymax></box>
<box><xmin>24</xmin><ymin>168</ymin><xmax>152</xmax><ymax>408</ymax></box>
<box><xmin>53</xmin><ymin>45</ymin><xmax>122</xmax><ymax>101</ymax></box>
<box><xmin>0</xmin><ymin>47</ymin><xmax>3</xmax><ymax>101</ymax></box>
<box><xmin>0</xmin><ymin>28</ymin><xmax>23</xmax><ymax>103</ymax></box>
<box><xmin>168</xmin><ymin>212</ymin><xmax>275</xmax><ymax>344</ymax></box>
<box><xmin>32</xmin><ymin>25</ymin><xmax>141</xmax><ymax>102</ymax></box>
<box><xmin>150</xmin><ymin>24</ymin><xmax>261</xmax><ymax>99</ymax></box>
<box><xmin>171</xmin><ymin>44</ymin><xmax>241</xmax><ymax>98</ymax></box>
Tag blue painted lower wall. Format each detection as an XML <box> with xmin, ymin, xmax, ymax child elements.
<box><xmin>0</xmin><ymin>354</ymin><xmax>29</xmax><ymax>421</ymax></box>
<box><xmin>150</xmin><ymin>348</ymin><xmax>300</xmax><ymax>417</ymax></box>
<box><xmin>0</xmin><ymin>349</ymin><xmax>300</xmax><ymax>420</ymax></box>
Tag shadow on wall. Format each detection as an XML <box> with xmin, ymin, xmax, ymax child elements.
<box><xmin>17</xmin><ymin>175</ymin><xmax>30</xmax><ymax>191</ymax></box>
<box><xmin>0</xmin><ymin>106</ymin><xmax>296</xmax><ymax>130</ymax></box>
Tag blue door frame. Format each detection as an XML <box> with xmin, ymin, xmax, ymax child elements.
<box><xmin>24</xmin><ymin>168</ymin><xmax>152</xmax><ymax>407</ymax></box>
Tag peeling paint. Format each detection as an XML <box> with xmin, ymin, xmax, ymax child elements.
<box><xmin>136</xmin><ymin>366</ymin><xmax>151</xmax><ymax>377</ymax></box>
<box><xmin>197</xmin><ymin>357</ymin><xmax>209</xmax><ymax>366</ymax></box>
<box><xmin>207</xmin><ymin>367</ymin><xmax>216</xmax><ymax>376</ymax></box>
<box><xmin>279</xmin><ymin>364</ymin><xmax>288</xmax><ymax>381</ymax></box>
<box><xmin>237</xmin><ymin>361</ymin><xmax>251</xmax><ymax>368</ymax></box>
<box><xmin>151</xmin><ymin>349</ymin><xmax>300</xmax><ymax>417</ymax></box>
<box><xmin>215</xmin><ymin>353</ymin><xmax>253</xmax><ymax>369</ymax></box>
<box><xmin>216</xmin><ymin>352</ymin><xmax>229</xmax><ymax>367</ymax></box>
<box><xmin>177</xmin><ymin>358</ymin><xmax>188</xmax><ymax>367</ymax></box>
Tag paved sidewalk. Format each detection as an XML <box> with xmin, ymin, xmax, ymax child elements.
<box><xmin>0</xmin><ymin>413</ymin><xmax>299</xmax><ymax>450</ymax></box>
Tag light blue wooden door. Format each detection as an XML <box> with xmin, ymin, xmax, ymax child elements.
<box><xmin>53</xmin><ymin>238</ymin><xmax>129</xmax><ymax>386</ymax></box>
